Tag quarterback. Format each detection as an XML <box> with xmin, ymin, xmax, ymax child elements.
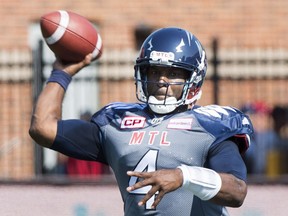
<box><xmin>29</xmin><ymin>27</ymin><xmax>253</xmax><ymax>215</ymax></box>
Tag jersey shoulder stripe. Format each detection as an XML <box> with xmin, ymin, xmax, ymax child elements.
<box><xmin>193</xmin><ymin>105</ymin><xmax>254</xmax><ymax>153</ymax></box>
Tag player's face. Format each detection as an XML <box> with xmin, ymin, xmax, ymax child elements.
<box><xmin>146</xmin><ymin>66</ymin><xmax>189</xmax><ymax>101</ymax></box>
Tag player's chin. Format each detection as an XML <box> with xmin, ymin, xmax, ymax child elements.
<box><xmin>154</xmin><ymin>95</ymin><xmax>176</xmax><ymax>101</ymax></box>
<box><xmin>154</xmin><ymin>95</ymin><xmax>166</xmax><ymax>101</ymax></box>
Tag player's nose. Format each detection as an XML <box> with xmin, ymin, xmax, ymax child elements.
<box><xmin>157</xmin><ymin>79</ymin><xmax>169</xmax><ymax>88</ymax></box>
<box><xmin>156</xmin><ymin>71</ymin><xmax>170</xmax><ymax>86</ymax></box>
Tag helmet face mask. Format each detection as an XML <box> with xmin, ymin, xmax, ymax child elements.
<box><xmin>134</xmin><ymin>27</ymin><xmax>207</xmax><ymax>114</ymax></box>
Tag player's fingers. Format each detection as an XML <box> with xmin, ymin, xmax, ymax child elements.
<box><xmin>73</xmin><ymin>53</ymin><xmax>92</xmax><ymax>68</ymax></box>
<box><xmin>126</xmin><ymin>171</ymin><xmax>157</xmax><ymax>192</ymax></box>
<box><xmin>61</xmin><ymin>54</ymin><xmax>92</xmax><ymax>76</ymax></box>
<box><xmin>127</xmin><ymin>171</ymin><xmax>139</xmax><ymax>177</ymax></box>
<box><xmin>151</xmin><ymin>190</ymin><xmax>165</xmax><ymax>208</ymax></box>
<box><xmin>138</xmin><ymin>186</ymin><xmax>160</xmax><ymax>207</ymax></box>
<box><xmin>83</xmin><ymin>53</ymin><xmax>93</xmax><ymax>65</ymax></box>
<box><xmin>126</xmin><ymin>177</ymin><xmax>153</xmax><ymax>192</ymax></box>
<box><xmin>127</xmin><ymin>170</ymin><xmax>151</xmax><ymax>178</ymax></box>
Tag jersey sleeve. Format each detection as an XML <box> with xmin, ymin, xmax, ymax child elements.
<box><xmin>50</xmin><ymin>119</ymin><xmax>107</xmax><ymax>164</ymax></box>
<box><xmin>205</xmin><ymin>140</ymin><xmax>247</xmax><ymax>181</ymax></box>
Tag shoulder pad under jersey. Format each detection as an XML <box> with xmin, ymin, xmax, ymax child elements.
<box><xmin>193</xmin><ymin>105</ymin><xmax>254</xmax><ymax>153</ymax></box>
<box><xmin>91</xmin><ymin>102</ymin><xmax>147</xmax><ymax>126</ymax></box>
<box><xmin>104</xmin><ymin>102</ymin><xmax>146</xmax><ymax>111</ymax></box>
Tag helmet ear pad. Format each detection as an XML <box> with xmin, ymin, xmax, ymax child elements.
<box><xmin>187</xmin><ymin>86</ymin><xmax>199</xmax><ymax>100</ymax></box>
<box><xmin>186</xmin><ymin>86</ymin><xmax>201</xmax><ymax>105</ymax></box>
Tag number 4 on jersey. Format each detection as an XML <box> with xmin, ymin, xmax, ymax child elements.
<box><xmin>128</xmin><ymin>149</ymin><xmax>159</xmax><ymax>209</ymax></box>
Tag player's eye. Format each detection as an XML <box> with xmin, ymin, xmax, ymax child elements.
<box><xmin>151</xmin><ymin>70</ymin><xmax>158</xmax><ymax>75</ymax></box>
<box><xmin>169</xmin><ymin>71</ymin><xmax>177</xmax><ymax>77</ymax></box>
<box><xmin>147</xmin><ymin>68</ymin><xmax>160</xmax><ymax>77</ymax></box>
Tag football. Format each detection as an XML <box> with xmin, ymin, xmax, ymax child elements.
<box><xmin>40</xmin><ymin>10</ymin><xmax>103</xmax><ymax>63</ymax></box>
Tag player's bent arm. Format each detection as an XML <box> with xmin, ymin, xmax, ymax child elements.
<box><xmin>29</xmin><ymin>83</ymin><xmax>65</xmax><ymax>148</ymax></box>
<box><xmin>29</xmin><ymin>54</ymin><xmax>93</xmax><ymax>148</ymax></box>
<box><xmin>178</xmin><ymin>139</ymin><xmax>248</xmax><ymax>207</ymax></box>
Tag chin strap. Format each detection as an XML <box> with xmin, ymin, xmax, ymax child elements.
<box><xmin>148</xmin><ymin>96</ymin><xmax>179</xmax><ymax>114</ymax></box>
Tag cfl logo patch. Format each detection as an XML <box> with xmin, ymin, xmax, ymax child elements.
<box><xmin>121</xmin><ymin>116</ymin><xmax>146</xmax><ymax>129</ymax></box>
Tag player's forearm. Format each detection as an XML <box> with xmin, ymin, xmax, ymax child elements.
<box><xmin>29</xmin><ymin>83</ymin><xmax>65</xmax><ymax>148</ymax></box>
<box><xmin>177</xmin><ymin>165</ymin><xmax>247</xmax><ymax>207</ymax></box>
<box><xmin>211</xmin><ymin>173</ymin><xmax>247</xmax><ymax>207</ymax></box>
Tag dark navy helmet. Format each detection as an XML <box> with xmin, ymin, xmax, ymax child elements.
<box><xmin>134</xmin><ymin>27</ymin><xmax>207</xmax><ymax>114</ymax></box>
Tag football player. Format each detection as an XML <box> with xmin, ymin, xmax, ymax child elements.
<box><xmin>29</xmin><ymin>27</ymin><xmax>253</xmax><ymax>215</ymax></box>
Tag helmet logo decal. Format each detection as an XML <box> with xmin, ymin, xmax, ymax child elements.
<box><xmin>176</xmin><ymin>38</ymin><xmax>185</xmax><ymax>53</ymax></box>
<box><xmin>147</xmin><ymin>39</ymin><xmax>153</xmax><ymax>51</ymax></box>
<box><xmin>150</xmin><ymin>51</ymin><xmax>175</xmax><ymax>63</ymax></box>
<box><xmin>196</xmin><ymin>50</ymin><xmax>206</xmax><ymax>71</ymax></box>
<box><xmin>185</xmin><ymin>30</ymin><xmax>193</xmax><ymax>46</ymax></box>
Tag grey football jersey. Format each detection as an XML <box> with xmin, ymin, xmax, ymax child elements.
<box><xmin>89</xmin><ymin>103</ymin><xmax>253</xmax><ymax>216</ymax></box>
